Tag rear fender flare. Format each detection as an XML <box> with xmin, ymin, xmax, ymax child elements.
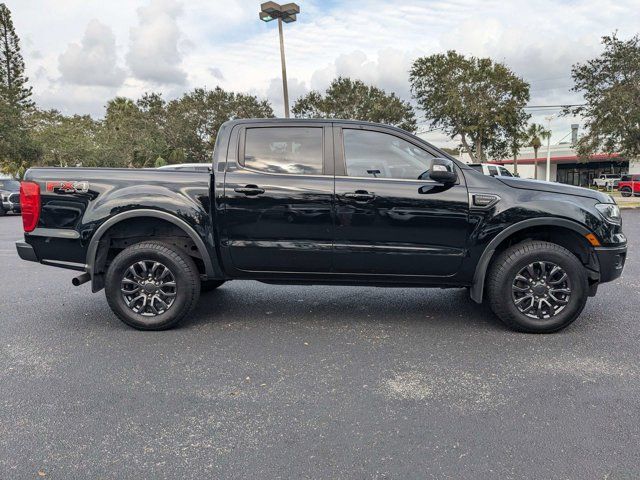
<box><xmin>86</xmin><ymin>209</ymin><xmax>215</xmax><ymax>290</ymax></box>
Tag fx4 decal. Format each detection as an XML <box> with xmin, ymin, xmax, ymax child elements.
<box><xmin>46</xmin><ymin>181</ymin><xmax>90</xmax><ymax>194</ymax></box>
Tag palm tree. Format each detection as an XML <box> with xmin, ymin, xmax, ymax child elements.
<box><xmin>509</xmin><ymin>127</ymin><xmax>528</xmax><ymax>176</ymax></box>
<box><xmin>526</xmin><ymin>124</ymin><xmax>551</xmax><ymax>179</ymax></box>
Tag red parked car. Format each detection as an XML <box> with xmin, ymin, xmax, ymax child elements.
<box><xmin>618</xmin><ymin>174</ymin><xmax>640</xmax><ymax>197</ymax></box>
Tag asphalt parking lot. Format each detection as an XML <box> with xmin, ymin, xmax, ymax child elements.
<box><xmin>1</xmin><ymin>212</ymin><xmax>639</xmax><ymax>479</ymax></box>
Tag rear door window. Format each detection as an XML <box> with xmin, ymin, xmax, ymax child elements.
<box><xmin>487</xmin><ymin>165</ymin><xmax>499</xmax><ymax>176</ymax></box>
<box><xmin>243</xmin><ymin>127</ymin><xmax>323</xmax><ymax>175</ymax></box>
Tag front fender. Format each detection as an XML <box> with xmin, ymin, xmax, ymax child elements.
<box><xmin>469</xmin><ymin>217</ymin><xmax>593</xmax><ymax>303</ymax></box>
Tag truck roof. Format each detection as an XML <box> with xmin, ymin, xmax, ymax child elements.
<box><xmin>222</xmin><ymin>117</ymin><xmax>398</xmax><ymax>128</ymax></box>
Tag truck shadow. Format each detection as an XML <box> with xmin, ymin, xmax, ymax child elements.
<box><xmin>186</xmin><ymin>283</ymin><xmax>507</xmax><ymax>332</ymax></box>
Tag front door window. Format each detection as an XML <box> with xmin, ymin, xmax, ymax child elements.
<box><xmin>343</xmin><ymin>129</ymin><xmax>434</xmax><ymax>180</ymax></box>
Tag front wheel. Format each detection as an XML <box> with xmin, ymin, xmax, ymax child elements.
<box><xmin>105</xmin><ymin>242</ymin><xmax>201</xmax><ymax>330</ymax></box>
<box><xmin>486</xmin><ymin>240</ymin><xmax>588</xmax><ymax>333</ymax></box>
<box><xmin>620</xmin><ymin>187</ymin><xmax>632</xmax><ymax>197</ymax></box>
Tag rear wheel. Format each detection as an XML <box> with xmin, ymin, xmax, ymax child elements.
<box><xmin>487</xmin><ymin>240</ymin><xmax>588</xmax><ymax>333</ymax></box>
<box><xmin>0</xmin><ymin>205</ymin><xmax>5</xmax><ymax>216</ymax></box>
<box><xmin>105</xmin><ymin>241</ymin><xmax>201</xmax><ymax>330</ymax></box>
<box><xmin>620</xmin><ymin>187</ymin><xmax>632</xmax><ymax>197</ymax></box>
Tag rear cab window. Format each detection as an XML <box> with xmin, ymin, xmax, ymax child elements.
<box><xmin>243</xmin><ymin>127</ymin><xmax>323</xmax><ymax>175</ymax></box>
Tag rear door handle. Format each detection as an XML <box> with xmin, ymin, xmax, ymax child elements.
<box><xmin>343</xmin><ymin>190</ymin><xmax>375</xmax><ymax>202</ymax></box>
<box><xmin>234</xmin><ymin>185</ymin><xmax>265</xmax><ymax>196</ymax></box>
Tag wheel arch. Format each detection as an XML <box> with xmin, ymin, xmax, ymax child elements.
<box><xmin>87</xmin><ymin>209</ymin><xmax>215</xmax><ymax>292</ymax></box>
<box><xmin>469</xmin><ymin>218</ymin><xmax>595</xmax><ymax>303</ymax></box>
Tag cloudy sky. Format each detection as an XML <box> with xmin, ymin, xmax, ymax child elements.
<box><xmin>7</xmin><ymin>0</ymin><xmax>640</xmax><ymax>147</ymax></box>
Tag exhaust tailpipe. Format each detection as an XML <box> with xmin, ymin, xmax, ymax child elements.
<box><xmin>72</xmin><ymin>272</ymin><xmax>91</xmax><ymax>286</ymax></box>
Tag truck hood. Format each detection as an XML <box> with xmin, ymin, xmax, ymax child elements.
<box><xmin>496</xmin><ymin>177</ymin><xmax>613</xmax><ymax>203</ymax></box>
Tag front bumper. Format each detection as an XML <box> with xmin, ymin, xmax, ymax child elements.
<box><xmin>595</xmin><ymin>245</ymin><xmax>627</xmax><ymax>283</ymax></box>
<box><xmin>2</xmin><ymin>201</ymin><xmax>20</xmax><ymax>212</ymax></box>
<box><xmin>16</xmin><ymin>241</ymin><xmax>38</xmax><ymax>262</ymax></box>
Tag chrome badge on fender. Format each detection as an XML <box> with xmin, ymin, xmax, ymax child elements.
<box><xmin>46</xmin><ymin>181</ymin><xmax>90</xmax><ymax>194</ymax></box>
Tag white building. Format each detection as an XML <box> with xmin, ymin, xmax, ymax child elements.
<box><xmin>458</xmin><ymin>144</ymin><xmax>636</xmax><ymax>186</ymax></box>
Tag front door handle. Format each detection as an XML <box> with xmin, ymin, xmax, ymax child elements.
<box><xmin>343</xmin><ymin>190</ymin><xmax>375</xmax><ymax>202</ymax></box>
<box><xmin>234</xmin><ymin>185</ymin><xmax>265</xmax><ymax>196</ymax></box>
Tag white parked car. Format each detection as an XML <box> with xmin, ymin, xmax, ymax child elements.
<box><xmin>592</xmin><ymin>174</ymin><xmax>621</xmax><ymax>189</ymax></box>
<box><xmin>467</xmin><ymin>163</ymin><xmax>515</xmax><ymax>178</ymax></box>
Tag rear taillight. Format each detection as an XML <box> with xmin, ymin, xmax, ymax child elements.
<box><xmin>20</xmin><ymin>181</ymin><xmax>41</xmax><ymax>232</ymax></box>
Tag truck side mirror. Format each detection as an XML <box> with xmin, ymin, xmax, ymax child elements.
<box><xmin>429</xmin><ymin>158</ymin><xmax>457</xmax><ymax>184</ymax></box>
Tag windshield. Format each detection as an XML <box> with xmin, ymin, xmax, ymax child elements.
<box><xmin>0</xmin><ymin>180</ymin><xmax>19</xmax><ymax>190</ymax></box>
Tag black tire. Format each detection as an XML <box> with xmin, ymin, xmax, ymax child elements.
<box><xmin>105</xmin><ymin>241</ymin><xmax>201</xmax><ymax>330</ymax></box>
<box><xmin>0</xmin><ymin>206</ymin><xmax>5</xmax><ymax>216</ymax></box>
<box><xmin>486</xmin><ymin>240</ymin><xmax>588</xmax><ymax>333</ymax></box>
<box><xmin>620</xmin><ymin>187</ymin><xmax>632</xmax><ymax>197</ymax></box>
<box><xmin>201</xmin><ymin>279</ymin><xmax>225</xmax><ymax>292</ymax></box>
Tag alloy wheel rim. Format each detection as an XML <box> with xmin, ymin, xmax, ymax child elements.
<box><xmin>120</xmin><ymin>260</ymin><xmax>177</xmax><ymax>316</ymax></box>
<box><xmin>511</xmin><ymin>261</ymin><xmax>571</xmax><ymax>319</ymax></box>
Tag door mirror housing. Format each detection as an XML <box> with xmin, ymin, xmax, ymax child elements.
<box><xmin>429</xmin><ymin>158</ymin><xmax>457</xmax><ymax>184</ymax></box>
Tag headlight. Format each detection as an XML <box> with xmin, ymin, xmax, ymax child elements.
<box><xmin>595</xmin><ymin>203</ymin><xmax>621</xmax><ymax>225</ymax></box>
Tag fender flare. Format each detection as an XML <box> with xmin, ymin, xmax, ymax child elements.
<box><xmin>86</xmin><ymin>209</ymin><xmax>215</xmax><ymax>286</ymax></box>
<box><xmin>469</xmin><ymin>217</ymin><xmax>592</xmax><ymax>303</ymax></box>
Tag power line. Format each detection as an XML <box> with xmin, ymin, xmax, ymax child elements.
<box><xmin>524</xmin><ymin>104</ymin><xmax>585</xmax><ymax>109</ymax></box>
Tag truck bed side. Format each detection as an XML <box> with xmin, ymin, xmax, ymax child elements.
<box><xmin>21</xmin><ymin>167</ymin><xmax>220</xmax><ymax>290</ymax></box>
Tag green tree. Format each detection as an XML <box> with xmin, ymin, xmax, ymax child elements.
<box><xmin>0</xmin><ymin>97</ymin><xmax>39</xmax><ymax>177</ymax></box>
<box><xmin>410</xmin><ymin>51</ymin><xmax>530</xmax><ymax>162</ymax></box>
<box><xmin>292</xmin><ymin>77</ymin><xmax>417</xmax><ymax>132</ymax></box>
<box><xmin>505</xmin><ymin>110</ymin><xmax>531</xmax><ymax>176</ymax></box>
<box><xmin>526</xmin><ymin>123</ymin><xmax>551</xmax><ymax>179</ymax></box>
<box><xmin>96</xmin><ymin>96</ymin><xmax>167</xmax><ymax>168</ymax></box>
<box><xmin>30</xmin><ymin>109</ymin><xmax>99</xmax><ymax>167</ymax></box>
<box><xmin>165</xmin><ymin>87</ymin><xmax>274</xmax><ymax>163</ymax></box>
<box><xmin>0</xmin><ymin>3</ymin><xmax>37</xmax><ymax>178</ymax></box>
<box><xmin>0</xmin><ymin>3</ymin><xmax>33</xmax><ymax>109</ymax></box>
<box><xmin>565</xmin><ymin>33</ymin><xmax>640</xmax><ymax>159</ymax></box>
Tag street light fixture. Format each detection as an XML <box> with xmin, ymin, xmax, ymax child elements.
<box><xmin>259</xmin><ymin>2</ymin><xmax>300</xmax><ymax>118</ymax></box>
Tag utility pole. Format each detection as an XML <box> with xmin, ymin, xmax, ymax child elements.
<box><xmin>259</xmin><ymin>2</ymin><xmax>299</xmax><ymax>119</ymax></box>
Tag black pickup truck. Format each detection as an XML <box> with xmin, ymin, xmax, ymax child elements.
<box><xmin>16</xmin><ymin>119</ymin><xmax>627</xmax><ymax>332</ymax></box>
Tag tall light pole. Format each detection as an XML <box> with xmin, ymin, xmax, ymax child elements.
<box><xmin>259</xmin><ymin>2</ymin><xmax>300</xmax><ymax>118</ymax></box>
<box><xmin>544</xmin><ymin>115</ymin><xmax>555</xmax><ymax>182</ymax></box>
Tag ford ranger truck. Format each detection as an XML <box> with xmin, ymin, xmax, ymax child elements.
<box><xmin>15</xmin><ymin>119</ymin><xmax>627</xmax><ymax>333</ymax></box>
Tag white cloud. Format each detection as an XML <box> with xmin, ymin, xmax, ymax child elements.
<box><xmin>35</xmin><ymin>84</ymin><xmax>120</xmax><ymax>117</ymax></box>
<box><xmin>7</xmin><ymin>0</ymin><xmax>640</xmax><ymax>145</ymax></box>
<box><xmin>209</xmin><ymin>67</ymin><xmax>225</xmax><ymax>81</ymax></box>
<box><xmin>309</xmin><ymin>49</ymin><xmax>414</xmax><ymax>99</ymax></box>
<box><xmin>58</xmin><ymin>20</ymin><xmax>125</xmax><ymax>87</ymax></box>
<box><xmin>266</xmin><ymin>77</ymin><xmax>308</xmax><ymax>117</ymax></box>
<box><xmin>126</xmin><ymin>0</ymin><xmax>187</xmax><ymax>85</ymax></box>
